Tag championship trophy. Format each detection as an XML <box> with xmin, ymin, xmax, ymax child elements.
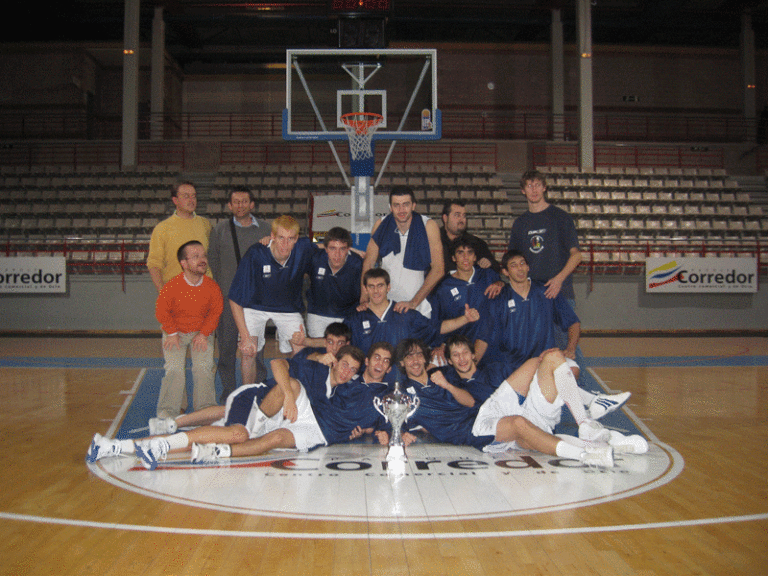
<box><xmin>373</xmin><ymin>380</ymin><xmax>420</xmax><ymax>461</ymax></box>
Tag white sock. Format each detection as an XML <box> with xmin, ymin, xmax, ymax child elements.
<box><xmin>578</xmin><ymin>388</ymin><xmax>596</xmax><ymax>404</ymax></box>
<box><xmin>121</xmin><ymin>439</ymin><xmax>137</xmax><ymax>454</ymax></box>
<box><xmin>554</xmin><ymin>363</ymin><xmax>589</xmax><ymax>425</ymax></box>
<box><xmin>165</xmin><ymin>432</ymin><xmax>189</xmax><ymax>451</ymax></box>
<box><xmin>555</xmin><ymin>440</ymin><xmax>585</xmax><ymax>460</ymax></box>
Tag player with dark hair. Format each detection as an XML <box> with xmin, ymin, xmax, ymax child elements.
<box><xmin>88</xmin><ymin>346</ymin><xmax>376</xmax><ymax>469</ymax></box>
<box><xmin>429</xmin><ymin>236</ymin><xmax>503</xmax><ymax>347</ymax></box>
<box><xmin>476</xmin><ymin>249</ymin><xmax>580</xmax><ymax>366</ymax></box>
<box><xmin>291</xmin><ymin>321</ymin><xmax>352</xmax><ymax>366</ymax></box>
<box><xmin>373</xmin><ymin>338</ymin><xmax>642</xmax><ymax>468</ymax></box>
<box><xmin>342</xmin><ymin>268</ymin><xmax>478</xmax><ymax>355</ymax></box>
<box><xmin>362</xmin><ymin>185</ymin><xmax>444</xmax><ymax>318</ymax></box>
<box><xmin>305</xmin><ymin>226</ymin><xmax>363</xmax><ymax>338</ymax></box>
<box><xmin>439</xmin><ymin>199</ymin><xmax>500</xmax><ymax>273</ymax></box>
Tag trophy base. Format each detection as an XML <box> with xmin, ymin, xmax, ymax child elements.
<box><xmin>386</xmin><ymin>445</ymin><xmax>406</xmax><ymax>461</ymax></box>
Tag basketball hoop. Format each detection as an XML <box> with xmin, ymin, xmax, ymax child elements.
<box><xmin>340</xmin><ymin>112</ymin><xmax>383</xmax><ymax>161</ymax></box>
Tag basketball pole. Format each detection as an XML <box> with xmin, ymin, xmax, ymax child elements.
<box><xmin>349</xmin><ymin>62</ymin><xmax>376</xmax><ymax>246</ymax></box>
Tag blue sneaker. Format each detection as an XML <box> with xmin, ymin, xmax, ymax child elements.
<box><xmin>135</xmin><ymin>438</ymin><xmax>170</xmax><ymax>471</ymax></box>
<box><xmin>86</xmin><ymin>433</ymin><xmax>122</xmax><ymax>463</ymax></box>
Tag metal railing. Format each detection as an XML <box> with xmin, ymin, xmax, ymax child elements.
<box><xmin>0</xmin><ymin>110</ymin><xmax>759</xmax><ymax>144</ymax></box>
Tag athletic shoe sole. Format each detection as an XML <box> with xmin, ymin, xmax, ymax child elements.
<box><xmin>589</xmin><ymin>391</ymin><xmax>631</xmax><ymax>420</ymax></box>
<box><xmin>135</xmin><ymin>444</ymin><xmax>158</xmax><ymax>471</ymax></box>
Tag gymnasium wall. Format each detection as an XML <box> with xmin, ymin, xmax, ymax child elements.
<box><xmin>180</xmin><ymin>43</ymin><xmax>766</xmax><ymax>116</ymax></box>
<box><xmin>0</xmin><ymin>275</ymin><xmax>765</xmax><ymax>334</ymax></box>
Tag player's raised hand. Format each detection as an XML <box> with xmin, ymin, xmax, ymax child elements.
<box><xmin>464</xmin><ymin>303</ymin><xmax>480</xmax><ymax>323</ymax></box>
<box><xmin>290</xmin><ymin>324</ymin><xmax>306</xmax><ymax>346</ymax></box>
<box><xmin>484</xmin><ymin>280</ymin><xmax>504</xmax><ymax>299</ymax></box>
<box><xmin>430</xmin><ymin>370</ymin><xmax>451</xmax><ymax>390</ymax></box>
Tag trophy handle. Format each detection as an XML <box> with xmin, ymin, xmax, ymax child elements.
<box><xmin>373</xmin><ymin>397</ymin><xmax>388</xmax><ymax>421</ymax></box>
<box><xmin>405</xmin><ymin>396</ymin><xmax>420</xmax><ymax>421</ymax></box>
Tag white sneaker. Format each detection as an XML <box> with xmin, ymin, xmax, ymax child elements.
<box><xmin>135</xmin><ymin>437</ymin><xmax>170</xmax><ymax>471</ymax></box>
<box><xmin>588</xmin><ymin>391</ymin><xmax>631</xmax><ymax>420</ymax></box>
<box><xmin>608</xmin><ymin>430</ymin><xmax>649</xmax><ymax>454</ymax></box>
<box><xmin>580</xmin><ymin>444</ymin><xmax>614</xmax><ymax>468</ymax></box>
<box><xmin>191</xmin><ymin>443</ymin><xmax>232</xmax><ymax>464</ymax></box>
<box><xmin>86</xmin><ymin>433</ymin><xmax>123</xmax><ymax>463</ymax></box>
<box><xmin>578</xmin><ymin>419</ymin><xmax>611</xmax><ymax>443</ymax></box>
<box><xmin>148</xmin><ymin>417</ymin><xmax>178</xmax><ymax>435</ymax></box>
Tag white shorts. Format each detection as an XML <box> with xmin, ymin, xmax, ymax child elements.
<box><xmin>214</xmin><ymin>382</ymin><xmax>326</xmax><ymax>451</ymax></box>
<box><xmin>305</xmin><ymin>313</ymin><xmax>343</xmax><ymax>339</ymax></box>
<box><xmin>381</xmin><ymin>252</ymin><xmax>432</xmax><ymax>319</ymax></box>
<box><xmin>472</xmin><ymin>373</ymin><xmax>564</xmax><ymax>440</ymax></box>
<box><xmin>213</xmin><ymin>382</ymin><xmax>269</xmax><ymax>430</ymax></box>
<box><xmin>255</xmin><ymin>383</ymin><xmax>327</xmax><ymax>452</ymax></box>
<box><xmin>243</xmin><ymin>308</ymin><xmax>304</xmax><ymax>354</ymax></box>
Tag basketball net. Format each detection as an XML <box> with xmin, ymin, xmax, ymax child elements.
<box><xmin>341</xmin><ymin>112</ymin><xmax>383</xmax><ymax>161</ymax></box>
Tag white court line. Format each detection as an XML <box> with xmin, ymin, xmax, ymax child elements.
<box><xmin>0</xmin><ymin>364</ymin><xmax>706</xmax><ymax>539</ymax></box>
<box><xmin>1</xmin><ymin>510</ymin><xmax>766</xmax><ymax>540</ymax></box>
<box><xmin>587</xmin><ymin>367</ymin><xmax>661</xmax><ymax>443</ymax></box>
<box><xmin>105</xmin><ymin>368</ymin><xmax>146</xmax><ymax>439</ymax></box>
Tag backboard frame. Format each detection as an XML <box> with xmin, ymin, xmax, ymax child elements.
<box><xmin>283</xmin><ymin>48</ymin><xmax>441</xmax><ymax>143</ymax></box>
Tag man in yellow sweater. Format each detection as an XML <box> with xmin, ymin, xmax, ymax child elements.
<box><xmin>146</xmin><ymin>181</ymin><xmax>212</xmax><ymax>293</ymax></box>
<box><xmin>155</xmin><ymin>240</ymin><xmax>224</xmax><ymax>420</ymax></box>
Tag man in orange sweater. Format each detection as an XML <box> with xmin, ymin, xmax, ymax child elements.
<box><xmin>155</xmin><ymin>240</ymin><xmax>224</xmax><ymax>420</ymax></box>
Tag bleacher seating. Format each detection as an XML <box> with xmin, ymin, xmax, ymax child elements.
<box><xmin>1</xmin><ymin>163</ymin><xmax>766</xmax><ymax>275</ymax></box>
<box><xmin>540</xmin><ymin>166</ymin><xmax>765</xmax><ymax>243</ymax></box>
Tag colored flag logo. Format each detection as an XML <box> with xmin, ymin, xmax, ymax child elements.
<box><xmin>647</xmin><ymin>261</ymin><xmax>682</xmax><ymax>288</ymax></box>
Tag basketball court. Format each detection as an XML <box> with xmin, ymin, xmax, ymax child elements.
<box><xmin>1</xmin><ymin>335</ymin><xmax>766</xmax><ymax>575</ymax></box>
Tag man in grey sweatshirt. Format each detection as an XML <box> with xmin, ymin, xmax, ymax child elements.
<box><xmin>208</xmin><ymin>189</ymin><xmax>271</xmax><ymax>401</ymax></box>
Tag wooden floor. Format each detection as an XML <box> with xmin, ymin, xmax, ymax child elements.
<box><xmin>1</xmin><ymin>335</ymin><xmax>766</xmax><ymax>576</ymax></box>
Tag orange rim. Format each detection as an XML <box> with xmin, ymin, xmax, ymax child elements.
<box><xmin>341</xmin><ymin>112</ymin><xmax>383</xmax><ymax>135</ymax></box>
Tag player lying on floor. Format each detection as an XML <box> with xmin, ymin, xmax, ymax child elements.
<box><xmin>437</xmin><ymin>334</ymin><xmax>630</xmax><ymax>418</ymax></box>
<box><xmin>373</xmin><ymin>339</ymin><xmax>647</xmax><ymax>468</ymax></box>
<box><xmin>87</xmin><ymin>345</ymin><xmax>391</xmax><ymax>470</ymax></box>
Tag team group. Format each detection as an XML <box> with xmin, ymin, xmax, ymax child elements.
<box><xmin>87</xmin><ymin>170</ymin><xmax>646</xmax><ymax>470</ymax></box>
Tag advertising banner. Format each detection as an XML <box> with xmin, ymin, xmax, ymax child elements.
<box><xmin>645</xmin><ymin>256</ymin><xmax>757</xmax><ymax>293</ymax></box>
<box><xmin>311</xmin><ymin>194</ymin><xmax>390</xmax><ymax>250</ymax></box>
<box><xmin>0</xmin><ymin>256</ymin><xmax>67</xmax><ymax>294</ymax></box>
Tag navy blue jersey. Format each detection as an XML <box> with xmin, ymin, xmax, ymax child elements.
<box><xmin>224</xmin><ymin>381</ymin><xmax>277</xmax><ymax>427</ymax></box>
<box><xmin>306</xmin><ymin>248</ymin><xmax>363</xmax><ymax>318</ymax></box>
<box><xmin>344</xmin><ymin>301</ymin><xmax>440</xmax><ymax>354</ymax></box>
<box><xmin>507</xmin><ymin>205</ymin><xmax>580</xmax><ymax>299</ymax></box>
<box><xmin>228</xmin><ymin>237</ymin><xmax>314</xmax><ymax>313</ymax></box>
<box><xmin>291</xmin><ymin>346</ymin><xmax>326</xmax><ymax>362</ymax></box>
<box><xmin>429</xmin><ymin>266</ymin><xmax>501</xmax><ymax>343</ymax></box>
<box><xmin>289</xmin><ymin>358</ymin><xmax>387</xmax><ymax>445</ymax></box>
<box><xmin>438</xmin><ymin>359</ymin><xmax>524</xmax><ymax>404</ymax></box>
<box><xmin>330</xmin><ymin>377</ymin><xmax>390</xmax><ymax>439</ymax></box>
<box><xmin>401</xmin><ymin>376</ymin><xmax>494</xmax><ymax>450</ymax></box>
<box><xmin>479</xmin><ymin>281</ymin><xmax>579</xmax><ymax>366</ymax></box>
